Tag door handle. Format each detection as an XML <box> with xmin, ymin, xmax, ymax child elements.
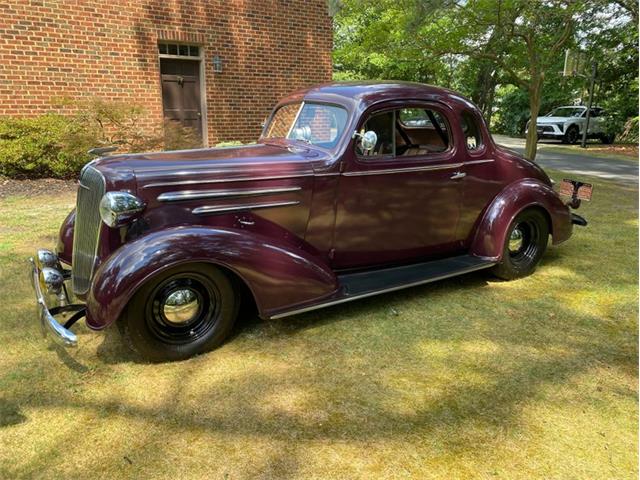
<box><xmin>450</xmin><ymin>171</ymin><xmax>466</xmax><ymax>180</ymax></box>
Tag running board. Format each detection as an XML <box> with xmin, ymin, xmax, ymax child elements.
<box><xmin>269</xmin><ymin>255</ymin><xmax>495</xmax><ymax>319</ymax></box>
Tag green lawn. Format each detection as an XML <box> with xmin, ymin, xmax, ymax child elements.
<box><xmin>537</xmin><ymin>142</ymin><xmax>639</xmax><ymax>163</ymax></box>
<box><xmin>0</xmin><ymin>170</ymin><xmax>637</xmax><ymax>479</ymax></box>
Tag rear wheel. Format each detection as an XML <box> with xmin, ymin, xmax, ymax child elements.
<box><xmin>600</xmin><ymin>133</ymin><xmax>615</xmax><ymax>144</ymax></box>
<box><xmin>119</xmin><ymin>263</ymin><xmax>238</xmax><ymax>362</ymax></box>
<box><xmin>491</xmin><ymin>209</ymin><xmax>549</xmax><ymax>280</ymax></box>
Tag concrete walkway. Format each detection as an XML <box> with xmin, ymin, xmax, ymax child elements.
<box><xmin>492</xmin><ymin>134</ymin><xmax>638</xmax><ymax>185</ymax></box>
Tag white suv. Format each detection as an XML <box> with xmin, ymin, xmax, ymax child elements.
<box><xmin>527</xmin><ymin>106</ymin><xmax>615</xmax><ymax>144</ymax></box>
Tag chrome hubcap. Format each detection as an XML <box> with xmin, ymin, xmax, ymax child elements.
<box><xmin>509</xmin><ymin>226</ymin><xmax>524</xmax><ymax>253</ymax></box>
<box><xmin>162</xmin><ymin>288</ymin><xmax>200</xmax><ymax>325</ymax></box>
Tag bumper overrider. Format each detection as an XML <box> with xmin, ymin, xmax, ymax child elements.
<box><xmin>29</xmin><ymin>249</ymin><xmax>86</xmax><ymax>348</ymax></box>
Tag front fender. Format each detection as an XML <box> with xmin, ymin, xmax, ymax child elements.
<box><xmin>470</xmin><ymin>178</ymin><xmax>572</xmax><ymax>260</ymax></box>
<box><xmin>56</xmin><ymin>209</ymin><xmax>75</xmax><ymax>264</ymax></box>
<box><xmin>85</xmin><ymin>226</ymin><xmax>338</xmax><ymax>330</ymax></box>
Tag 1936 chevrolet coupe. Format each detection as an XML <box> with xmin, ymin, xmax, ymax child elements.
<box><xmin>31</xmin><ymin>81</ymin><xmax>587</xmax><ymax>361</ymax></box>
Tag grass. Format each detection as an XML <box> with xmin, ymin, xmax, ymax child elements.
<box><xmin>535</xmin><ymin>141</ymin><xmax>639</xmax><ymax>163</ymax></box>
<box><xmin>0</xmin><ymin>169</ymin><xmax>637</xmax><ymax>479</ymax></box>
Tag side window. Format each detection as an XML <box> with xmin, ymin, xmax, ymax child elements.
<box><xmin>460</xmin><ymin>111</ymin><xmax>483</xmax><ymax>152</ymax></box>
<box><xmin>357</xmin><ymin>107</ymin><xmax>451</xmax><ymax>158</ymax></box>
<box><xmin>397</xmin><ymin>108</ymin><xmax>450</xmax><ymax>156</ymax></box>
<box><xmin>357</xmin><ymin>111</ymin><xmax>394</xmax><ymax>156</ymax></box>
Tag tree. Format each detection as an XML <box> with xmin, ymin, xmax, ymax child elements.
<box><xmin>410</xmin><ymin>0</ymin><xmax>587</xmax><ymax>160</ymax></box>
<box><xmin>333</xmin><ymin>0</ymin><xmax>637</xmax><ymax>157</ymax></box>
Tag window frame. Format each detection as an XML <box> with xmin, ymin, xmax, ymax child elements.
<box><xmin>459</xmin><ymin>109</ymin><xmax>487</xmax><ymax>156</ymax></box>
<box><xmin>354</xmin><ymin>101</ymin><xmax>454</xmax><ymax>163</ymax></box>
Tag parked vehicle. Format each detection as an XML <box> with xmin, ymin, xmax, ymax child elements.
<box><xmin>526</xmin><ymin>105</ymin><xmax>615</xmax><ymax>144</ymax></box>
<box><xmin>31</xmin><ymin>81</ymin><xmax>587</xmax><ymax>361</ymax></box>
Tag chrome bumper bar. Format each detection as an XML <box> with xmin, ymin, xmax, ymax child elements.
<box><xmin>29</xmin><ymin>257</ymin><xmax>79</xmax><ymax>347</ymax></box>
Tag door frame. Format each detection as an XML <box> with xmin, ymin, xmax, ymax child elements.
<box><xmin>158</xmin><ymin>44</ymin><xmax>208</xmax><ymax>147</ymax></box>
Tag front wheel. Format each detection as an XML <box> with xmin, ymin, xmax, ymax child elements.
<box><xmin>562</xmin><ymin>125</ymin><xmax>579</xmax><ymax>144</ymax></box>
<box><xmin>118</xmin><ymin>263</ymin><xmax>239</xmax><ymax>362</ymax></box>
<box><xmin>491</xmin><ymin>209</ymin><xmax>549</xmax><ymax>280</ymax></box>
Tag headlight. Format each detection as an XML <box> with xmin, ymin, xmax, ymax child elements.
<box><xmin>99</xmin><ymin>191</ymin><xmax>145</xmax><ymax>228</ymax></box>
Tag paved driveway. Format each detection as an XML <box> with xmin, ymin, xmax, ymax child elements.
<box><xmin>493</xmin><ymin>135</ymin><xmax>638</xmax><ymax>185</ymax></box>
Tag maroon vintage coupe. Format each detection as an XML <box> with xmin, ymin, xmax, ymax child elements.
<box><xmin>31</xmin><ymin>81</ymin><xmax>587</xmax><ymax>361</ymax></box>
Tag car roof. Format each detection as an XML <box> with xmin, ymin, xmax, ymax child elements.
<box><xmin>554</xmin><ymin>105</ymin><xmax>603</xmax><ymax>109</ymax></box>
<box><xmin>279</xmin><ymin>81</ymin><xmax>479</xmax><ymax>112</ymax></box>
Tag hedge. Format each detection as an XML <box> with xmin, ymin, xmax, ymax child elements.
<box><xmin>0</xmin><ymin>98</ymin><xmax>204</xmax><ymax>179</ymax></box>
<box><xmin>0</xmin><ymin>114</ymin><xmax>93</xmax><ymax>178</ymax></box>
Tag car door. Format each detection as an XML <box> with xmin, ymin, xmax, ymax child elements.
<box><xmin>590</xmin><ymin>108</ymin><xmax>604</xmax><ymax>134</ymax></box>
<box><xmin>331</xmin><ymin>102</ymin><xmax>465</xmax><ymax>270</ymax></box>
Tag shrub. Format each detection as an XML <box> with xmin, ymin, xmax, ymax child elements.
<box><xmin>0</xmin><ymin>114</ymin><xmax>93</xmax><ymax>178</ymax></box>
<box><xmin>0</xmin><ymin>98</ymin><xmax>208</xmax><ymax>178</ymax></box>
<box><xmin>162</xmin><ymin>120</ymin><xmax>202</xmax><ymax>151</ymax></box>
<box><xmin>618</xmin><ymin>116</ymin><xmax>639</xmax><ymax>143</ymax></box>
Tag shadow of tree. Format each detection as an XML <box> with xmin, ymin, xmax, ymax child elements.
<box><xmin>3</xmin><ymin>263</ymin><xmax>636</xmax><ymax>478</ymax></box>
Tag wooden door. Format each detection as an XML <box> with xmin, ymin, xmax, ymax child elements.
<box><xmin>160</xmin><ymin>58</ymin><xmax>202</xmax><ymax>144</ymax></box>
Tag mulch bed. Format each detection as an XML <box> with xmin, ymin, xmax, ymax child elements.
<box><xmin>575</xmin><ymin>143</ymin><xmax>639</xmax><ymax>158</ymax></box>
<box><xmin>0</xmin><ymin>177</ymin><xmax>77</xmax><ymax>199</ymax></box>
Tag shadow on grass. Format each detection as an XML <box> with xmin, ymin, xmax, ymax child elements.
<box><xmin>3</xmin><ymin>194</ymin><xmax>638</xmax><ymax>477</ymax></box>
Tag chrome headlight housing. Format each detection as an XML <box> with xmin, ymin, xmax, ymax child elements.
<box><xmin>99</xmin><ymin>191</ymin><xmax>145</xmax><ymax>228</ymax></box>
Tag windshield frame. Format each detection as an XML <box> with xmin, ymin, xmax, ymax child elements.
<box><xmin>260</xmin><ymin>100</ymin><xmax>351</xmax><ymax>152</ymax></box>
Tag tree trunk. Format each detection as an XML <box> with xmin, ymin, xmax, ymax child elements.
<box><xmin>484</xmin><ymin>70</ymin><xmax>497</xmax><ymax>127</ymax></box>
<box><xmin>524</xmin><ymin>77</ymin><xmax>543</xmax><ymax>161</ymax></box>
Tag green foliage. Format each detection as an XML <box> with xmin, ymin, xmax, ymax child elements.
<box><xmin>0</xmin><ymin>114</ymin><xmax>92</xmax><ymax>178</ymax></box>
<box><xmin>492</xmin><ymin>86</ymin><xmax>530</xmax><ymax>137</ymax></box>
<box><xmin>162</xmin><ymin>120</ymin><xmax>202</xmax><ymax>151</ymax></box>
<box><xmin>492</xmin><ymin>69</ymin><xmax>580</xmax><ymax>136</ymax></box>
<box><xmin>0</xmin><ymin>99</ymin><xmax>204</xmax><ymax>178</ymax></box>
<box><xmin>333</xmin><ymin>0</ymin><xmax>638</xmax><ymax>151</ymax></box>
<box><xmin>215</xmin><ymin>140</ymin><xmax>245</xmax><ymax>147</ymax></box>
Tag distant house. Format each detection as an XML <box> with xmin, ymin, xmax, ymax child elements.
<box><xmin>0</xmin><ymin>0</ymin><xmax>333</xmax><ymax>145</ymax></box>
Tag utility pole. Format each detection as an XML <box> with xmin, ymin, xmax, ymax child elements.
<box><xmin>581</xmin><ymin>62</ymin><xmax>597</xmax><ymax>148</ymax></box>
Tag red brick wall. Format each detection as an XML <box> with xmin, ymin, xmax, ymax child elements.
<box><xmin>0</xmin><ymin>0</ymin><xmax>333</xmax><ymax>144</ymax></box>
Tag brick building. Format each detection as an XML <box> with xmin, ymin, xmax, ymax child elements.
<box><xmin>0</xmin><ymin>0</ymin><xmax>333</xmax><ymax>145</ymax></box>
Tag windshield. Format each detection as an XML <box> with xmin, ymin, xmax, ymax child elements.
<box><xmin>547</xmin><ymin>107</ymin><xmax>585</xmax><ymax>118</ymax></box>
<box><xmin>262</xmin><ymin>102</ymin><xmax>349</xmax><ymax>149</ymax></box>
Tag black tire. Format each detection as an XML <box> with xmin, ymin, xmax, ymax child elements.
<box><xmin>600</xmin><ymin>133</ymin><xmax>615</xmax><ymax>144</ymax></box>
<box><xmin>118</xmin><ymin>263</ymin><xmax>239</xmax><ymax>362</ymax></box>
<box><xmin>491</xmin><ymin>209</ymin><xmax>549</xmax><ymax>281</ymax></box>
<box><xmin>562</xmin><ymin>125</ymin><xmax>579</xmax><ymax>144</ymax></box>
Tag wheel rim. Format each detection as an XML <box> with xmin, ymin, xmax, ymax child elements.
<box><xmin>568</xmin><ymin>129</ymin><xmax>578</xmax><ymax>143</ymax></box>
<box><xmin>145</xmin><ymin>273</ymin><xmax>220</xmax><ymax>345</ymax></box>
<box><xmin>508</xmin><ymin>220</ymin><xmax>541</xmax><ymax>266</ymax></box>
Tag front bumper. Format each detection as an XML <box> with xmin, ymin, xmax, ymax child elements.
<box><xmin>29</xmin><ymin>255</ymin><xmax>83</xmax><ymax>347</ymax></box>
<box><xmin>526</xmin><ymin>125</ymin><xmax>564</xmax><ymax>139</ymax></box>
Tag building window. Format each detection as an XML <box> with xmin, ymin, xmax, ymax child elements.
<box><xmin>158</xmin><ymin>42</ymin><xmax>200</xmax><ymax>58</ymax></box>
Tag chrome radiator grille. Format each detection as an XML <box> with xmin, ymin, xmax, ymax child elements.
<box><xmin>72</xmin><ymin>165</ymin><xmax>105</xmax><ymax>295</ymax></box>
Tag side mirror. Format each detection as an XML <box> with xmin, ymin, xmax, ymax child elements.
<box><xmin>291</xmin><ymin>125</ymin><xmax>312</xmax><ymax>142</ymax></box>
<box><xmin>359</xmin><ymin>130</ymin><xmax>377</xmax><ymax>151</ymax></box>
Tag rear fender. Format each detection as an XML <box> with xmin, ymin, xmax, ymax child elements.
<box><xmin>85</xmin><ymin>226</ymin><xmax>338</xmax><ymax>329</ymax></box>
<box><xmin>470</xmin><ymin>179</ymin><xmax>572</xmax><ymax>260</ymax></box>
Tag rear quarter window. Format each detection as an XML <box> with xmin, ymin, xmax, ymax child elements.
<box><xmin>461</xmin><ymin>111</ymin><xmax>484</xmax><ymax>152</ymax></box>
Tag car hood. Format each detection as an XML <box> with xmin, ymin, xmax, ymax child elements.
<box><xmin>537</xmin><ymin>116</ymin><xmax>572</xmax><ymax>124</ymax></box>
<box><xmin>89</xmin><ymin>141</ymin><xmax>334</xmax><ymax>190</ymax></box>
